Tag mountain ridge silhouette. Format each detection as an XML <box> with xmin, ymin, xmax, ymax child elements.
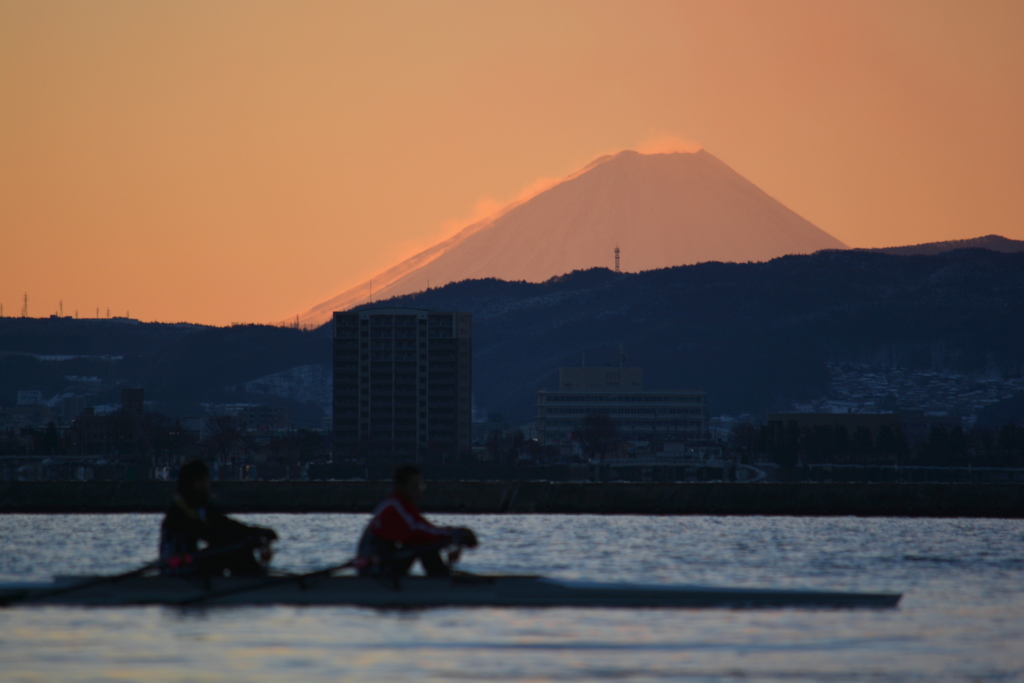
<box><xmin>293</xmin><ymin>149</ymin><xmax>845</xmax><ymax>326</ymax></box>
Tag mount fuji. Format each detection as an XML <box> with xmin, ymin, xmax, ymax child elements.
<box><xmin>295</xmin><ymin>148</ymin><xmax>845</xmax><ymax>326</ymax></box>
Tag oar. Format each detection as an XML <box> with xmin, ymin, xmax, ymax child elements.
<box><xmin>174</xmin><ymin>556</ymin><xmax>366</xmax><ymax>606</ymax></box>
<box><xmin>176</xmin><ymin>540</ymin><xmax>457</xmax><ymax>606</ymax></box>
<box><xmin>1</xmin><ymin>541</ymin><xmax>255</xmax><ymax>606</ymax></box>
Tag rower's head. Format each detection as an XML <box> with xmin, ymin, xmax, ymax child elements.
<box><xmin>394</xmin><ymin>463</ymin><xmax>424</xmax><ymax>503</ymax></box>
<box><xmin>177</xmin><ymin>460</ymin><xmax>211</xmax><ymax>505</ymax></box>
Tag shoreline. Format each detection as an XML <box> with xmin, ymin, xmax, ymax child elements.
<box><xmin>1</xmin><ymin>481</ymin><xmax>1022</xmax><ymax>517</ymax></box>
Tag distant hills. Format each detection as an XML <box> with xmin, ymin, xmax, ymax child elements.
<box><xmin>295</xmin><ymin>149</ymin><xmax>846</xmax><ymax>327</ymax></box>
<box><xmin>0</xmin><ymin>320</ymin><xmax>330</xmax><ymax>425</ymax></box>
<box><xmin>867</xmin><ymin>234</ymin><xmax>1024</xmax><ymax>255</ymax></box>
<box><xmin>4</xmin><ymin>248</ymin><xmax>1023</xmax><ymax>426</ymax></box>
<box><xmin>384</xmin><ymin>248</ymin><xmax>1024</xmax><ymax>422</ymax></box>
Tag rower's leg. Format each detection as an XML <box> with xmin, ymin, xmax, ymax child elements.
<box><xmin>219</xmin><ymin>548</ymin><xmax>267</xmax><ymax>577</ymax></box>
<box><xmin>389</xmin><ymin>556</ymin><xmax>416</xmax><ymax>576</ymax></box>
<box><xmin>419</xmin><ymin>550</ymin><xmax>450</xmax><ymax>577</ymax></box>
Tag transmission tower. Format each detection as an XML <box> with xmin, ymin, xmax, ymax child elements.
<box><xmin>614</xmin><ymin>245</ymin><xmax>620</xmax><ymax>273</ymax></box>
<box><xmin>21</xmin><ymin>293</ymin><xmax>28</xmax><ymax>318</ymax></box>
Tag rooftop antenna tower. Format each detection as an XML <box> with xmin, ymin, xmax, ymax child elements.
<box><xmin>614</xmin><ymin>245</ymin><xmax>620</xmax><ymax>273</ymax></box>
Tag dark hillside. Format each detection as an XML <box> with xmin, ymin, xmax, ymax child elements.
<box><xmin>0</xmin><ymin>319</ymin><xmax>330</xmax><ymax>423</ymax></box>
<box><xmin>143</xmin><ymin>324</ymin><xmax>330</xmax><ymax>414</ymax></box>
<box><xmin>3</xmin><ymin>249</ymin><xmax>1022</xmax><ymax>424</ymax></box>
<box><xmin>376</xmin><ymin>249</ymin><xmax>1024</xmax><ymax>421</ymax></box>
<box><xmin>870</xmin><ymin>234</ymin><xmax>1024</xmax><ymax>256</ymax></box>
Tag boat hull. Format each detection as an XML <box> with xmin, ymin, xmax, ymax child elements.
<box><xmin>0</xmin><ymin>575</ymin><xmax>901</xmax><ymax>609</ymax></box>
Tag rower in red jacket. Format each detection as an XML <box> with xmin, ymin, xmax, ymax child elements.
<box><xmin>357</xmin><ymin>464</ymin><xmax>477</xmax><ymax>576</ymax></box>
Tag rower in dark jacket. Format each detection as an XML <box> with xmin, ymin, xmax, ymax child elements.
<box><xmin>160</xmin><ymin>460</ymin><xmax>277</xmax><ymax>576</ymax></box>
<box><xmin>357</xmin><ymin>464</ymin><xmax>477</xmax><ymax>576</ymax></box>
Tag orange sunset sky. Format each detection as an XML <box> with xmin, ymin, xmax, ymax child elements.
<box><xmin>3</xmin><ymin>0</ymin><xmax>1024</xmax><ymax>327</ymax></box>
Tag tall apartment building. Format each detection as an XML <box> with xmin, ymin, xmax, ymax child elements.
<box><xmin>333</xmin><ymin>308</ymin><xmax>472</xmax><ymax>466</ymax></box>
<box><xmin>537</xmin><ymin>367</ymin><xmax>709</xmax><ymax>445</ymax></box>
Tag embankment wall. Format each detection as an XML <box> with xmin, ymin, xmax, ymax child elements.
<box><xmin>1</xmin><ymin>481</ymin><xmax>1022</xmax><ymax>517</ymax></box>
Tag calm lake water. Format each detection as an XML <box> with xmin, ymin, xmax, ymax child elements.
<box><xmin>1</xmin><ymin>513</ymin><xmax>1022</xmax><ymax>682</ymax></box>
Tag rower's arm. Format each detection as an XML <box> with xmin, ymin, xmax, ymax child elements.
<box><xmin>162</xmin><ymin>505</ymin><xmax>275</xmax><ymax>550</ymax></box>
<box><xmin>371</xmin><ymin>503</ymin><xmax>451</xmax><ymax>546</ymax></box>
<box><xmin>206</xmin><ymin>507</ymin><xmax>277</xmax><ymax>544</ymax></box>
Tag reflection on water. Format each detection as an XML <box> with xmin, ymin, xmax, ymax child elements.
<box><xmin>1</xmin><ymin>514</ymin><xmax>1023</xmax><ymax>682</ymax></box>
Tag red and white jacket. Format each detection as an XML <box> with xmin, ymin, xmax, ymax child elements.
<box><xmin>358</xmin><ymin>491</ymin><xmax>452</xmax><ymax>553</ymax></box>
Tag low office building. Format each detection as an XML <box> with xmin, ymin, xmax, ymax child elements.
<box><xmin>333</xmin><ymin>308</ymin><xmax>472</xmax><ymax>466</ymax></box>
<box><xmin>537</xmin><ymin>367</ymin><xmax>709</xmax><ymax>446</ymax></box>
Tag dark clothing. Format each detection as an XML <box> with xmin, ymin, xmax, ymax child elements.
<box><xmin>357</xmin><ymin>491</ymin><xmax>454</xmax><ymax>577</ymax></box>
<box><xmin>159</xmin><ymin>496</ymin><xmax>274</xmax><ymax>576</ymax></box>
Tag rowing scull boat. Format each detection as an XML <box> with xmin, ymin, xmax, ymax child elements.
<box><xmin>0</xmin><ymin>574</ymin><xmax>901</xmax><ymax>608</ymax></box>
